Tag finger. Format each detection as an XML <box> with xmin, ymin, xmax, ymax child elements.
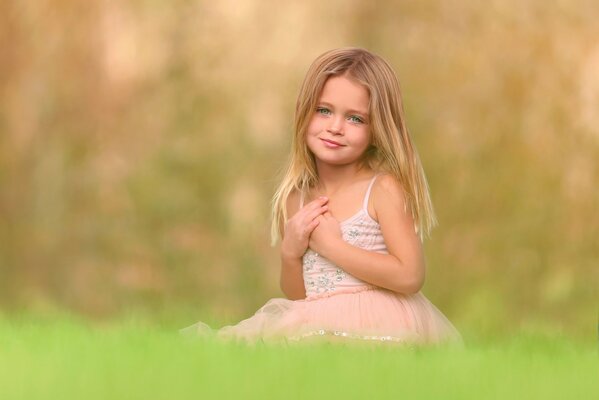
<box><xmin>304</xmin><ymin>204</ymin><xmax>328</xmax><ymax>222</ymax></box>
<box><xmin>297</xmin><ymin>196</ymin><xmax>328</xmax><ymax>220</ymax></box>
<box><xmin>306</xmin><ymin>218</ymin><xmax>320</xmax><ymax>233</ymax></box>
<box><xmin>301</xmin><ymin>218</ymin><xmax>320</xmax><ymax>238</ymax></box>
<box><xmin>303</xmin><ymin>196</ymin><xmax>329</xmax><ymax>211</ymax></box>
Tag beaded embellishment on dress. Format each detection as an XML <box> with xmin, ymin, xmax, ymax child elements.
<box><xmin>299</xmin><ymin>174</ymin><xmax>386</xmax><ymax>297</ymax></box>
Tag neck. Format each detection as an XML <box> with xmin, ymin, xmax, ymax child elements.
<box><xmin>314</xmin><ymin>161</ymin><xmax>373</xmax><ymax>195</ymax></box>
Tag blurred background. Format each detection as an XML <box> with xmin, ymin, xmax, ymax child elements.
<box><xmin>0</xmin><ymin>0</ymin><xmax>597</xmax><ymax>341</ymax></box>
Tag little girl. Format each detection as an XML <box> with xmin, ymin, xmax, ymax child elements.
<box><xmin>181</xmin><ymin>47</ymin><xmax>462</xmax><ymax>346</ymax></box>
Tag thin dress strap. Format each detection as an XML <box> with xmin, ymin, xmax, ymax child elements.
<box><xmin>362</xmin><ymin>174</ymin><xmax>380</xmax><ymax>211</ymax></box>
<box><xmin>299</xmin><ymin>190</ymin><xmax>304</xmax><ymax>209</ymax></box>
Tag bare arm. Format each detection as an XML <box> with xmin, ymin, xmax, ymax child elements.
<box><xmin>279</xmin><ymin>190</ymin><xmax>329</xmax><ymax>300</ymax></box>
<box><xmin>280</xmin><ymin>252</ymin><xmax>306</xmax><ymax>300</ymax></box>
<box><xmin>315</xmin><ymin>175</ymin><xmax>425</xmax><ymax>294</ymax></box>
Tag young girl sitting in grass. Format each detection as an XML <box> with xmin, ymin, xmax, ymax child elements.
<box><xmin>181</xmin><ymin>47</ymin><xmax>462</xmax><ymax>346</ymax></box>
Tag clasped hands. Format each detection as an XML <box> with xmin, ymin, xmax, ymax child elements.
<box><xmin>281</xmin><ymin>196</ymin><xmax>344</xmax><ymax>260</ymax></box>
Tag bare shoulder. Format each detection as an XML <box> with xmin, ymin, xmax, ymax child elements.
<box><xmin>372</xmin><ymin>173</ymin><xmax>422</xmax><ymax>277</ymax></box>
<box><xmin>372</xmin><ymin>173</ymin><xmax>408</xmax><ymax>219</ymax></box>
<box><xmin>376</xmin><ymin>173</ymin><xmax>407</xmax><ymax>196</ymax></box>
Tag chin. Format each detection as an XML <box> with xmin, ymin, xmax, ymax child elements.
<box><xmin>316</xmin><ymin>157</ymin><xmax>355</xmax><ymax>167</ymax></box>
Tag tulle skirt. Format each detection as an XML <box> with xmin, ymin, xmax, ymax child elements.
<box><xmin>180</xmin><ymin>285</ymin><xmax>463</xmax><ymax>347</ymax></box>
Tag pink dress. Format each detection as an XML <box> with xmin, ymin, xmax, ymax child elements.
<box><xmin>180</xmin><ymin>174</ymin><xmax>463</xmax><ymax>346</ymax></box>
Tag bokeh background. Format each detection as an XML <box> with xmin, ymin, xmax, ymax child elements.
<box><xmin>1</xmin><ymin>0</ymin><xmax>597</xmax><ymax>341</ymax></box>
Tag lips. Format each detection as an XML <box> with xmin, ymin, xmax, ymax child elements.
<box><xmin>321</xmin><ymin>138</ymin><xmax>345</xmax><ymax>146</ymax></box>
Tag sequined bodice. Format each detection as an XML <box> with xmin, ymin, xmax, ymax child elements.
<box><xmin>300</xmin><ymin>174</ymin><xmax>388</xmax><ymax>297</ymax></box>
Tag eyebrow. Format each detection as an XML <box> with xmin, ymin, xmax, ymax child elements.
<box><xmin>318</xmin><ymin>101</ymin><xmax>369</xmax><ymax>118</ymax></box>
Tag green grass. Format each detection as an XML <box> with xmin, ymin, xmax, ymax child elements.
<box><xmin>0</xmin><ymin>315</ymin><xmax>596</xmax><ymax>400</ymax></box>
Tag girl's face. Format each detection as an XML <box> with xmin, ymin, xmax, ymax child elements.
<box><xmin>306</xmin><ymin>74</ymin><xmax>371</xmax><ymax>169</ymax></box>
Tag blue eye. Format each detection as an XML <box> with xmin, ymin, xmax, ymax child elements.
<box><xmin>316</xmin><ymin>107</ymin><xmax>364</xmax><ymax>124</ymax></box>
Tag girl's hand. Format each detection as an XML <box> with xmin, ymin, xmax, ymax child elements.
<box><xmin>308</xmin><ymin>211</ymin><xmax>344</xmax><ymax>258</ymax></box>
<box><xmin>281</xmin><ymin>196</ymin><xmax>329</xmax><ymax>259</ymax></box>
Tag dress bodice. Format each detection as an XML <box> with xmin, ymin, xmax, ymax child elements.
<box><xmin>299</xmin><ymin>174</ymin><xmax>389</xmax><ymax>297</ymax></box>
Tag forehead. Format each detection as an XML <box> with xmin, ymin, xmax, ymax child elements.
<box><xmin>318</xmin><ymin>75</ymin><xmax>369</xmax><ymax>112</ymax></box>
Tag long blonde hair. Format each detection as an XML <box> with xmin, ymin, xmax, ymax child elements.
<box><xmin>270</xmin><ymin>47</ymin><xmax>437</xmax><ymax>246</ymax></box>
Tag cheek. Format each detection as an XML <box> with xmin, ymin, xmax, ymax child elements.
<box><xmin>351</xmin><ymin>127</ymin><xmax>371</xmax><ymax>147</ymax></box>
<box><xmin>307</xmin><ymin>117</ymin><xmax>324</xmax><ymax>134</ymax></box>
<box><xmin>364</xmin><ymin>131</ymin><xmax>372</xmax><ymax>146</ymax></box>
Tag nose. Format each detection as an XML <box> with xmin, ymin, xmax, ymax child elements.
<box><xmin>327</xmin><ymin>116</ymin><xmax>344</xmax><ymax>135</ymax></box>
